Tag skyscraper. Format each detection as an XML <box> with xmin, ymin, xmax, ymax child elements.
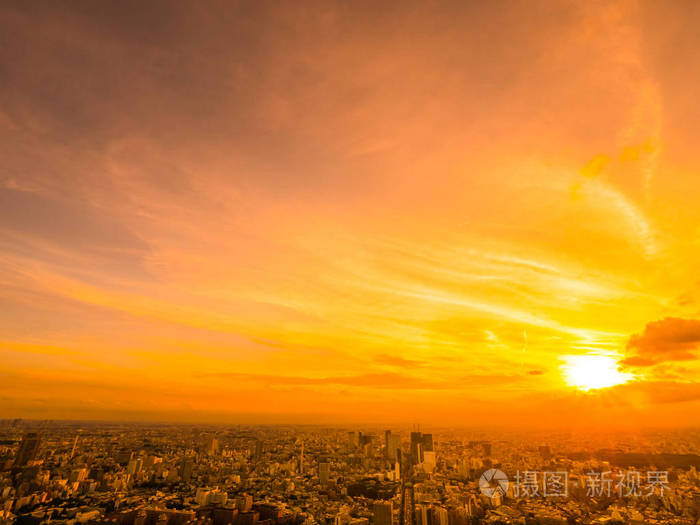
<box><xmin>116</xmin><ymin>449</ymin><xmax>133</xmax><ymax>466</ymax></box>
<box><xmin>414</xmin><ymin>504</ymin><xmax>428</xmax><ymax>525</ymax></box>
<box><xmin>409</xmin><ymin>432</ymin><xmax>423</xmax><ymax>465</ymax></box>
<box><xmin>253</xmin><ymin>439</ymin><xmax>264</xmax><ymax>462</ymax></box>
<box><xmin>179</xmin><ymin>457</ymin><xmax>194</xmax><ymax>482</ymax></box>
<box><xmin>127</xmin><ymin>457</ymin><xmax>142</xmax><ymax>476</ymax></box>
<box><xmin>422</xmin><ymin>451</ymin><xmax>436</xmax><ymax>473</ymax></box>
<box><xmin>318</xmin><ymin>460</ymin><xmax>330</xmax><ymax>485</ymax></box>
<box><xmin>235</xmin><ymin>493</ymin><xmax>253</xmax><ymax>512</ymax></box>
<box><xmin>206</xmin><ymin>437</ymin><xmax>219</xmax><ymax>455</ymax></box>
<box><xmin>387</xmin><ymin>433</ymin><xmax>401</xmax><ymax>461</ymax></box>
<box><xmin>431</xmin><ymin>507</ymin><xmax>448</xmax><ymax>525</ymax></box>
<box><xmin>373</xmin><ymin>502</ymin><xmax>393</xmax><ymax>525</ymax></box>
<box><xmin>421</xmin><ymin>434</ymin><xmax>433</xmax><ymax>453</ymax></box>
<box><xmin>348</xmin><ymin>431</ymin><xmax>362</xmax><ymax>450</ymax></box>
<box><xmin>14</xmin><ymin>432</ymin><xmax>41</xmax><ymax>467</ymax></box>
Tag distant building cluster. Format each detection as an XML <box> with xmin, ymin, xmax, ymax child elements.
<box><xmin>0</xmin><ymin>421</ymin><xmax>699</xmax><ymax>525</ymax></box>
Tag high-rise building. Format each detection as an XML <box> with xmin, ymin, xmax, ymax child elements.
<box><xmin>422</xmin><ymin>451</ymin><xmax>436</xmax><ymax>473</ymax></box>
<box><xmin>235</xmin><ymin>493</ymin><xmax>253</xmax><ymax>512</ymax></box>
<box><xmin>392</xmin><ymin>460</ymin><xmax>401</xmax><ymax>481</ymax></box>
<box><xmin>414</xmin><ymin>505</ymin><xmax>428</xmax><ymax>525</ymax></box>
<box><xmin>348</xmin><ymin>431</ymin><xmax>363</xmax><ymax>450</ymax></box>
<box><xmin>206</xmin><ymin>437</ymin><xmax>219</xmax><ymax>455</ymax></box>
<box><xmin>116</xmin><ymin>449</ymin><xmax>133</xmax><ymax>466</ymax></box>
<box><xmin>384</xmin><ymin>431</ymin><xmax>401</xmax><ymax>461</ymax></box>
<box><xmin>253</xmin><ymin>439</ymin><xmax>264</xmax><ymax>462</ymax></box>
<box><xmin>195</xmin><ymin>487</ymin><xmax>212</xmax><ymax>506</ymax></box>
<box><xmin>421</xmin><ymin>434</ymin><xmax>433</xmax><ymax>453</ymax></box>
<box><xmin>14</xmin><ymin>432</ymin><xmax>41</xmax><ymax>467</ymax></box>
<box><xmin>431</xmin><ymin>507</ymin><xmax>448</xmax><ymax>525</ymax></box>
<box><xmin>318</xmin><ymin>460</ymin><xmax>331</xmax><ymax>485</ymax></box>
<box><xmin>179</xmin><ymin>457</ymin><xmax>194</xmax><ymax>482</ymax></box>
<box><xmin>69</xmin><ymin>468</ymin><xmax>88</xmax><ymax>482</ymax></box>
<box><xmin>387</xmin><ymin>434</ymin><xmax>401</xmax><ymax>461</ymax></box>
<box><xmin>409</xmin><ymin>432</ymin><xmax>423</xmax><ymax>465</ymax></box>
<box><xmin>373</xmin><ymin>502</ymin><xmax>393</xmax><ymax>525</ymax></box>
<box><xmin>127</xmin><ymin>457</ymin><xmax>143</xmax><ymax>476</ymax></box>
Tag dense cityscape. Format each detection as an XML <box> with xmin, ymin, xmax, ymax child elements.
<box><xmin>1</xmin><ymin>421</ymin><xmax>699</xmax><ymax>525</ymax></box>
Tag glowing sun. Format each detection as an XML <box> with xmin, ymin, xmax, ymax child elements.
<box><xmin>561</xmin><ymin>354</ymin><xmax>632</xmax><ymax>391</ymax></box>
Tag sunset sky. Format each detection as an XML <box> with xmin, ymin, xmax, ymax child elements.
<box><xmin>1</xmin><ymin>0</ymin><xmax>700</xmax><ymax>427</ymax></box>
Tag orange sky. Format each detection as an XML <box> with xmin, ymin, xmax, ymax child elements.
<box><xmin>1</xmin><ymin>0</ymin><xmax>699</xmax><ymax>427</ymax></box>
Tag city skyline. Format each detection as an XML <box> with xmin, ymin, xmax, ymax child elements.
<box><xmin>1</xmin><ymin>420</ymin><xmax>698</xmax><ymax>524</ymax></box>
<box><xmin>1</xmin><ymin>1</ymin><xmax>700</xmax><ymax>427</ymax></box>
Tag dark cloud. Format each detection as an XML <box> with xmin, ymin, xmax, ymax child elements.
<box><xmin>622</xmin><ymin>317</ymin><xmax>700</xmax><ymax>366</ymax></box>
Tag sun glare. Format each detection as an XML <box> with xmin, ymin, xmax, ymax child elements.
<box><xmin>561</xmin><ymin>355</ymin><xmax>632</xmax><ymax>391</ymax></box>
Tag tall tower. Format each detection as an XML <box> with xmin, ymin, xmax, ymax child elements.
<box><xmin>14</xmin><ymin>432</ymin><xmax>41</xmax><ymax>467</ymax></box>
<box><xmin>386</xmin><ymin>433</ymin><xmax>401</xmax><ymax>462</ymax></box>
<box><xmin>410</xmin><ymin>432</ymin><xmax>423</xmax><ymax>465</ymax></box>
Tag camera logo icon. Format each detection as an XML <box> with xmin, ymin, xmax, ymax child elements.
<box><xmin>479</xmin><ymin>468</ymin><xmax>509</xmax><ymax>497</ymax></box>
